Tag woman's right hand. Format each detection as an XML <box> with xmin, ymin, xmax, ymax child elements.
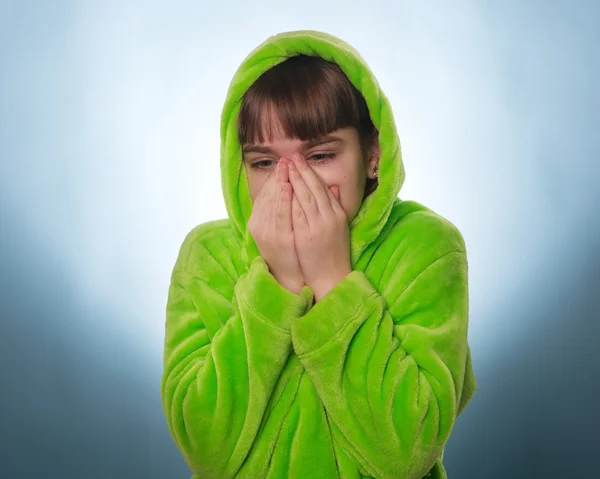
<box><xmin>247</xmin><ymin>158</ymin><xmax>305</xmax><ymax>295</ymax></box>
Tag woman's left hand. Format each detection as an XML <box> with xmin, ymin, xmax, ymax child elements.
<box><xmin>287</xmin><ymin>153</ymin><xmax>352</xmax><ymax>301</ymax></box>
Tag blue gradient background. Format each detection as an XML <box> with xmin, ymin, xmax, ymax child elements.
<box><xmin>1</xmin><ymin>1</ymin><xmax>598</xmax><ymax>478</ymax></box>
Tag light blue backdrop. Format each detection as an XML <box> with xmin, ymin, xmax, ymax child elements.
<box><xmin>1</xmin><ymin>1</ymin><xmax>598</xmax><ymax>477</ymax></box>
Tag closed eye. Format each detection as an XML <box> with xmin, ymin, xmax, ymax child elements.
<box><xmin>310</xmin><ymin>153</ymin><xmax>335</xmax><ymax>163</ymax></box>
<box><xmin>251</xmin><ymin>153</ymin><xmax>336</xmax><ymax>170</ymax></box>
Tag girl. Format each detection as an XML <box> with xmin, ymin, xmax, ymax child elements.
<box><xmin>161</xmin><ymin>30</ymin><xmax>477</xmax><ymax>479</ymax></box>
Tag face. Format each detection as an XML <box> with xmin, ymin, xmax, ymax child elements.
<box><xmin>242</xmin><ymin>119</ymin><xmax>380</xmax><ymax>224</ymax></box>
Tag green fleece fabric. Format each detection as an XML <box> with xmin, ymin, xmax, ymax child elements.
<box><xmin>161</xmin><ymin>30</ymin><xmax>477</xmax><ymax>479</ymax></box>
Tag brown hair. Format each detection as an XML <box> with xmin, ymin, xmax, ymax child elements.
<box><xmin>237</xmin><ymin>54</ymin><xmax>379</xmax><ymax>198</ymax></box>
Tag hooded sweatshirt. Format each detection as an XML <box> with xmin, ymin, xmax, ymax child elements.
<box><xmin>161</xmin><ymin>30</ymin><xmax>477</xmax><ymax>479</ymax></box>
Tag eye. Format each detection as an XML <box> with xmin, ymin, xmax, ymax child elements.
<box><xmin>250</xmin><ymin>160</ymin><xmax>274</xmax><ymax>170</ymax></box>
<box><xmin>250</xmin><ymin>153</ymin><xmax>335</xmax><ymax>170</ymax></box>
<box><xmin>309</xmin><ymin>153</ymin><xmax>335</xmax><ymax>163</ymax></box>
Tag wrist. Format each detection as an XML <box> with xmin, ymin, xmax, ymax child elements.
<box><xmin>311</xmin><ymin>268</ymin><xmax>352</xmax><ymax>302</ymax></box>
<box><xmin>275</xmin><ymin>276</ymin><xmax>304</xmax><ymax>296</ymax></box>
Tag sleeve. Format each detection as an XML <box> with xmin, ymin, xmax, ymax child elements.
<box><xmin>161</xmin><ymin>250</ymin><xmax>314</xmax><ymax>478</ymax></box>
<box><xmin>290</xmin><ymin>245</ymin><xmax>477</xmax><ymax>479</ymax></box>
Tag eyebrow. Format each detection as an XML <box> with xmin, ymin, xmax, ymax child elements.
<box><xmin>242</xmin><ymin>135</ymin><xmax>344</xmax><ymax>155</ymax></box>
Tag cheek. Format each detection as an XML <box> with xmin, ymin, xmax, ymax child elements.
<box><xmin>245</xmin><ymin>163</ymin><xmax>268</xmax><ymax>186</ymax></box>
<box><xmin>337</xmin><ymin>170</ymin><xmax>362</xmax><ymax>191</ymax></box>
<box><xmin>246</xmin><ymin>173</ymin><xmax>262</xmax><ymax>201</ymax></box>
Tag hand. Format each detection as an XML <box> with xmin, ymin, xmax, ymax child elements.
<box><xmin>287</xmin><ymin>152</ymin><xmax>352</xmax><ymax>301</ymax></box>
<box><xmin>247</xmin><ymin>158</ymin><xmax>305</xmax><ymax>295</ymax></box>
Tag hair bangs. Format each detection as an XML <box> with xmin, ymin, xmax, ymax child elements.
<box><xmin>238</xmin><ymin>55</ymin><xmax>367</xmax><ymax>146</ymax></box>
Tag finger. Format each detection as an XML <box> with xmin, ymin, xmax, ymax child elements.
<box><xmin>278</xmin><ymin>159</ymin><xmax>291</xmax><ymax>212</ymax></box>
<box><xmin>326</xmin><ymin>185</ymin><xmax>346</xmax><ymax>217</ymax></box>
<box><xmin>329</xmin><ymin>185</ymin><xmax>340</xmax><ymax>202</ymax></box>
<box><xmin>253</xmin><ymin>163</ymin><xmax>285</xmax><ymax>237</ymax></box>
<box><xmin>290</xmin><ymin>153</ymin><xmax>332</xmax><ymax>213</ymax></box>
<box><xmin>279</xmin><ymin>157</ymin><xmax>290</xmax><ymax>183</ymax></box>
<box><xmin>262</xmin><ymin>168</ymin><xmax>280</xmax><ymax>229</ymax></box>
<box><xmin>251</xmin><ymin>174</ymin><xmax>270</xmax><ymax>234</ymax></box>
<box><xmin>255</xmin><ymin>165</ymin><xmax>276</xmax><ymax>204</ymax></box>
<box><xmin>276</xmin><ymin>180</ymin><xmax>292</xmax><ymax>235</ymax></box>
<box><xmin>291</xmin><ymin>190</ymin><xmax>307</xmax><ymax>230</ymax></box>
<box><xmin>288</xmin><ymin>156</ymin><xmax>320</xmax><ymax>220</ymax></box>
<box><xmin>276</xmin><ymin>158</ymin><xmax>282</xmax><ymax>183</ymax></box>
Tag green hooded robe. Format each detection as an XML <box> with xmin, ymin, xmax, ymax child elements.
<box><xmin>161</xmin><ymin>29</ymin><xmax>477</xmax><ymax>479</ymax></box>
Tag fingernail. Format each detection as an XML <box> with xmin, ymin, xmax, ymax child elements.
<box><xmin>288</xmin><ymin>161</ymin><xmax>296</xmax><ymax>170</ymax></box>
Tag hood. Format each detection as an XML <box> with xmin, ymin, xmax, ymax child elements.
<box><xmin>219</xmin><ymin>29</ymin><xmax>405</xmax><ymax>271</ymax></box>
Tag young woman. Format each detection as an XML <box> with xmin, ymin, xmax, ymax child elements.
<box><xmin>161</xmin><ymin>30</ymin><xmax>477</xmax><ymax>479</ymax></box>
